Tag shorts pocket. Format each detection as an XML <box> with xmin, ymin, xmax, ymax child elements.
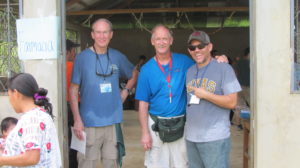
<box><xmin>85</xmin><ymin>127</ymin><xmax>96</xmax><ymax>146</ymax></box>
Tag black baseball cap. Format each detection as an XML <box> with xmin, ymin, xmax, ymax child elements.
<box><xmin>66</xmin><ymin>39</ymin><xmax>80</xmax><ymax>51</ymax></box>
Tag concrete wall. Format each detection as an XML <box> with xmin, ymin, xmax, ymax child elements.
<box><xmin>251</xmin><ymin>0</ymin><xmax>300</xmax><ymax>168</ymax></box>
<box><xmin>22</xmin><ymin>0</ymin><xmax>66</xmax><ymax>167</ymax></box>
<box><xmin>0</xmin><ymin>96</ymin><xmax>20</xmax><ymax>121</ymax></box>
<box><xmin>0</xmin><ymin>1</ymin><xmax>63</xmax><ymax>133</ymax></box>
<box><xmin>0</xmin><ymin>1</ymin><xmax>61</xmax><ymax>122</ymax></box>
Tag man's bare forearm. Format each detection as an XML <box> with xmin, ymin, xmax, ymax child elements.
<box><xmin>204</xmin><ymin>92</ymin><xmax>238</xmax><ymax>109</ymax></box>
<box><xmin>69</xmin><ymin>84</ymin><xmax>81</xmax><ymax>122</ymax></box>
<box><xmin>139</xmin><ymin>101</ymin><xmax>150</xmax><ymax>135</ymax></box>
<box><xmin>125</xmin><ymin>68</ymin><xmax>139</xmax><ymax>90</ymax></box>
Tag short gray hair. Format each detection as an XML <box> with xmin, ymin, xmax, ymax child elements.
<box><xmin>91</xmin><ymin>18</ymin><xmax>113</xmax><ymax>32</ymax></box>
<box><xmin>151</xmin><ymin>24</ymin><xmax>173</xmax><ymax>39</ymax></box>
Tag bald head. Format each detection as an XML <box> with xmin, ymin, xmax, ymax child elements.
<box><xmin>151</xmin><ymin>24</ymin><xmax>173</xmax><ymax>39</ymax></box>
<box><xmin>150</xmin><ymin>24</ymin><xmax>174</xmax><ymax>55</ymax></box>
<box><xmin>92</xmin><ymin>18</ymin><xmax>113</xmax><ymax>32</ymax></box>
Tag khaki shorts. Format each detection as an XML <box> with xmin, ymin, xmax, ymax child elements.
<box><xmin>77</xmin><ymin>125</ymin><xmax>117</xmax><ymax>167</ymax></box>
<box><xmin>144</xmin><ymin>116</ymin><xmax>188</xmax><ymax>168</ymax></box>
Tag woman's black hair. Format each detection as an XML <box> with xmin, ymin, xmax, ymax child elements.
<box><xmin>7</xmin><ymin>73</ymin><xmax>53</xmax><ymax>118</ymax></box>
<box><xmin>1</xmin><ymin>117</ymin><xmax>18</xmax><ymax>134</ymax></box>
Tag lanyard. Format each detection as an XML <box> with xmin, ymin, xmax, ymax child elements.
<box><xmin>156</xmin><ymin>55</ymin><xmax>173</xmax><ymax>103</ymax></box>
<box><xmin>93</xmin><ymin>46</ymin><xmax>111</xmax><ymax>80</ymax></box>
<box><xmin>195</xmin><ymin>61</ymin><xmax>211</xmax><ymax>88</ymax></box>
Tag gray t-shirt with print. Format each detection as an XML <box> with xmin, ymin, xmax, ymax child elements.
<box><xmin>185</xmin><ymin>59</ymin><xmax>241</xmax><ymax>142</ymax></box>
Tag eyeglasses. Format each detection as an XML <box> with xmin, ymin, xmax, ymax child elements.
<box><xmin>188</xmin><ymin>43</ymin><xmax>208</xmax><ymax>51</ymax></box>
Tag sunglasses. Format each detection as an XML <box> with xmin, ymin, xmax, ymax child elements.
<box><xmin>96</xmin><ymin>68</ymin><xmax>113</xmax><ymax>77</ymax></box>
<box><xmin>188</xmin><ymin>43</ymin><xmax>208</xmax><ymax>51</ymax></box>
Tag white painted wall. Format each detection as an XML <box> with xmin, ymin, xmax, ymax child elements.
<box><xmin>21</xmin><ymin>0</ymin><xmax>66</xmax><ymax>167</ymax></box>
<box><xmin>251</xmin><ymin>0</ymin><xmax>300</xmax><ymax>168</ymax></box>
<box><xmin>0</xmin><ymin>96</ymin><xmax>21</xmax><ymax>121</ymax></box>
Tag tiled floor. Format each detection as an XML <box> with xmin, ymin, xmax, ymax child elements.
<box><xmin>122</xmin><ymin>110</ymin><xmax>243</xmax><ymax>168</ymax></box>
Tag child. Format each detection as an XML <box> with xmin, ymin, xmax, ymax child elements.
<box><xmin>0</xmin><ymin>117</ymin><xmax>18</xmax><ymax>154</ymax></box>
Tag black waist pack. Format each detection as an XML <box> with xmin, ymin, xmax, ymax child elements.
<box><xmin>150</xmin><ymin>114</ymin><xmax>186</xmax><ymax>143</ymax></box>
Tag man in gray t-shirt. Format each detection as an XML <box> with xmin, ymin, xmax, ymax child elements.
<box><xmin>185</xmin><ymin>31</ymin><xmax>241</xmax><ymax>168</ymax></box>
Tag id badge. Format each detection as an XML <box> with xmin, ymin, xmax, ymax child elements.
<box><xmin>100</xmin><ymin>82</ymin><xmax>112</xmax><ymax>93</ymax></box>
<box><xmin>189</xmin><ymin>94</ymin><xmax>200</xmax><ymax>104</ymax></box>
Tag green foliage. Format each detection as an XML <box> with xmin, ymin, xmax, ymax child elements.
<box><xmin>66</xmin><ymin>29</ymin><xmax>78</xmax><ymax>42</ymax></box>
<box><xmin>0</xmin><ymin>7</ymin><xmax>19</xmax><ymax>76</ymax></box>
<box><xmin>224</xmin><ymin>17</ymin><xmax>249</xmax><ymax>27</ymax></box>
<box><xmin>0</xmin><ymin>42</ymin><xmax>19</xmax><ymax>76</ymax></box>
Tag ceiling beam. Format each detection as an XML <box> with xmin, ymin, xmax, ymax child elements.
<box><xmin>67</xmin><ymin>6</ymin><xmax>248</xmax><ymax>16</ymax></box>
<box><xmin>0</xmin><ymin>3</ymin><xmax>18</xmax><ymax>6</ymax></box>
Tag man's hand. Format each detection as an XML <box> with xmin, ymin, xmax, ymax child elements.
<box><xmin>188</xmin><ymin>86</ymin><xmax>211</xmax><ymax>99</ymax></box>
<box><xmin>214</xmin><ymin>55</ymin><xmax>229</xmax><ymax>63</ymax></box>
<box><xmin>141</xmin><ymin>131</ymin><xmax>152</xmax><ymax>151</ymax></box>
<box><xmin>73</xmin><ymin>120</ymin><xmax>85</xmax><ymax>140</ymax></box>
<box><xmin>188</xmin><ymin>85</ymin><xmax>238</xmax><ymax>109</ymax></box>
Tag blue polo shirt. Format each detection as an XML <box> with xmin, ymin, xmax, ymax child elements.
<box><xmin>135</xmin><ymin>53</ymin><xmax>194</xmax><ymax>117</ymax></box>
<box><xmin>72</xmin><ymin>48</ymin><xmax>133</xmax><ymax>127</ymax></box>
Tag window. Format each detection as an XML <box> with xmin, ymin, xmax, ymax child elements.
<box><xmin>0</xmin><ymin>5</ymin><xmax>20</xmax><ymax>93</ymax></box>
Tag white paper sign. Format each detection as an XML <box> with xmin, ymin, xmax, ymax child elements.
<box><xmin>16</xmin><ymin>16</ymin><xmax>60</xmax><ymax>60</ymax></box>
<box><xmin>70</xmin><ymin>127</ymin><xmax>86</xmax><ymax>155</ymax></box>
